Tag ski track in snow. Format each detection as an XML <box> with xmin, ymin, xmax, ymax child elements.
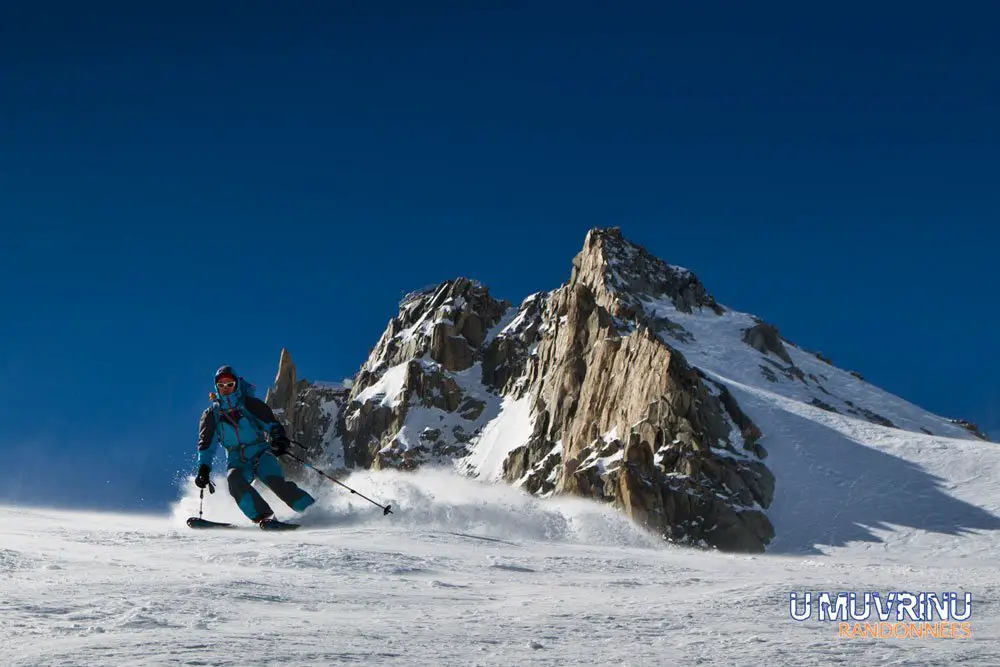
<box><xmin>4</xmin><ymin>463</ymin><xmax>1000</xmax><ymax>666</ymax></box>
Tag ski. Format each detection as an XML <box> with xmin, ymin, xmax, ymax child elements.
<box><xmin>187</xmin><ymin>517</ymin><xmax>237</xmax><ymax>529</ymax></box>
<box><xmin>186</xmin><ymin>517</ymin><xmax>301</xmax><ymax>530</ymax></box>
<box><xmin>259</xmin><ymin>519</ymin><xmax>300</xmax><ymax>531</ymax></box>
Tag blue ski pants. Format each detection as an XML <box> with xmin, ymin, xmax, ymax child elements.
<box><xmin>227</xmin><ymin>452</ymin><xmax>315</xmax><ymax>521</ymax></box>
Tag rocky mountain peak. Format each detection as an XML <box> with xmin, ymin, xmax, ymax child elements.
<box><xmin>264</xmin><ymin>233</ymin><xmax>776</xmax><ymax>550</ymax></box>
<box><xmin>262</xmin><ymin>226</ymin><xmax>986</xmax><ymax>553</ymax></box>
<box><xmin>572</xmin><ymin>227</ymin><xmax>724</xmax><ymax>319</ymax></box>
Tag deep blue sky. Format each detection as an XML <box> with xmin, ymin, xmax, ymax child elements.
<box><xmin>1</xmin><ymin>2</ymin><xmax>997</xmax><ymax>512</ymax></box>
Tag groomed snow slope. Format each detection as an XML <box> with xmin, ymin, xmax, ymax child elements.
<box><xmin>3</xmin><ymin>463</ymin><xmax>1000</xmax><ymax>666</ymax></box>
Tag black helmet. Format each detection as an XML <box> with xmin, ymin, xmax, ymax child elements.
<box><xmin>214</xmin><ymin>365</ymin><xmax>237</xmax><ymax>383</ymax></box>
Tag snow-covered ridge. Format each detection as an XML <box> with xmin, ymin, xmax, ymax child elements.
<box><xmin>578</xmin><ymin>226</ymin><xmax>986</xmax><ymax>441</ymax></box>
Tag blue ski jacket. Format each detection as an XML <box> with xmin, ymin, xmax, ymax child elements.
<box><xmin>197</xmin><ymin>378</ymin><xmax>285</xmax><ymax>470</ymax></box>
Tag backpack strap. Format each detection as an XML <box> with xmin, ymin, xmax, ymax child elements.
<box><xmin>211</xmin><ymin>403</ymin><xmax>226</xmax><ymax>448</ymax></box>
<box><xmin>211</xmin><ymin>394</ymin><xmax>269</xmax><ymax>447</ymax></box>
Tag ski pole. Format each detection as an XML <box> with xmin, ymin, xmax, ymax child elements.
<box><xmin>284</xmin><ymin>449</ymin><xmax>393</xmax><ymax>516</ymax></box>
<box><xmin>197</xmin><ymin>480</ymin><xmax>215</xmax><ymax>520</ymax></box>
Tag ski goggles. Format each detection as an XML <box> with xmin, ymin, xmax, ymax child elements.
<box><xmin>216</xmin><ymin>380</ymin><xmax>237</xmax><ymax>390</ymax></box>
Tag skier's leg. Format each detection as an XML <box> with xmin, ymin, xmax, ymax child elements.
<box><xmin>227</xmin><ymin>463</ymin><xmax>274</xmax><ymax>521</ymax></box>
<box><xmin>255</xmin><ymin>452</ymin><xmax>315</xmax><ymax>512</ymax></box>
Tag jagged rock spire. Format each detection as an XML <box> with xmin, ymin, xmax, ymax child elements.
<box><xmin>268</xmin><ymin>347</ymin><xmax>298</xmax><ymax>423</ymax></box>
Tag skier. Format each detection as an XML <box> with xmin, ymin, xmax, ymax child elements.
<box><xmin>194</xmin><ymin>365</ymin><xmax>315</xmax><ymax>528</ymax></box>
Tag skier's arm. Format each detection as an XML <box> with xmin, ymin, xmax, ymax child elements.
<box><xmin>245</xmin><ymin>397</ymin><xmax>286</xmax><ymax>438</ymax></box>
<box><xmin>197</xmin><ymin>408</ymin><xmax>217</xmax><ymax>467</ymax></box>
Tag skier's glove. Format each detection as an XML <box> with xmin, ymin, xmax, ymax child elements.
<box><xmin>195</xmin><ymin>464</ymin><xmax>211</xmax><ymax>488</ymax></box>
<box><xmin>270</xmin><ymin>435</ymin><xmax>291</xmax><ymax>458</ymax></box>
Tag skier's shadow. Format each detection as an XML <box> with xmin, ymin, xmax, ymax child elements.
<box><xmin>728</xmin><ymin>387</ymin><xmax>1000</xmax><ymax>556</ymax></box>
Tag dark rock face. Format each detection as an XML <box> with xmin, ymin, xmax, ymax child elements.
<box><xmin>950</xmin><ymin>419</ymin><xmax>989</xmax><ymax>441</ymax></box>
<box><xmin>264</xmin><ymin>348</ymin><xmax>350</xmax><ymax>476</ymax></box>
<box><xmin>338</xmin><ymin>278</ymin><xmax>513</xmax><ymax>471</ymax></box>
<box><xmin>485</xmin><ymin>229</ymin><xmax>777</xmax><ymax>552</ymax></box>
<box><xmin>742</xmin><ymin>323</ymin><xmax>794</xmax><ymax>365</ymax></box>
